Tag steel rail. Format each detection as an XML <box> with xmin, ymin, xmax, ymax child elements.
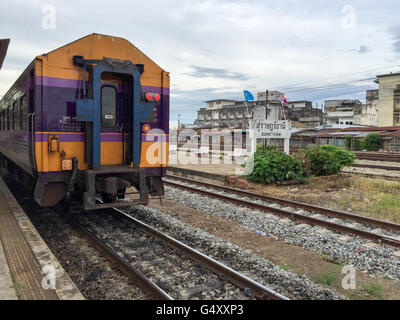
<box><xmin>66</xmin><ymin>215</ymin><xmax>173</xmax><ymax>300</ymax></box>
<box><xmin>351</xmin><ymin>163</ymin><xmax>400</xmax><ymax>171</ymax></box>
<box><xmin>112</xmin><ymin>207</ymin><xmax>289</xmax><ymax>300</ymax></box>
<box><xmin>164</xmin><ymin>177</ymin><xmax>400</xmax><ymax>248</ymax></box>
<box><xmin>355</xmin><ymin>153</ymin><xmax>400</xmax><ymax>162</ymax></box>
<box><xmin>165</xmin><ymin>175</ymin><xmax>400</xmax><ymax>233</ymax></box>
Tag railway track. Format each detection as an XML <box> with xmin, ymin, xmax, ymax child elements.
<box><xmin>351</xmin><ymin>163</ymin><xmax>400</xmax><ymax>171</ymax></box>
<box><xmin>164</xmin><ymin>175</ymin><xmax>400</xmax><ymax>249</ymax></box>
<box><xmin>355</xmin><ymin>152</ymin><xmax>400</xmax><ymax>163</ymax></box>
<box><xmin>68</xmin><ymin>207</ymin><xmax>288</xmax><ymax>300</ymax></box>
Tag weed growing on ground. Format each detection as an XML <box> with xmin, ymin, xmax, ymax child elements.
<box><xmin>362</xmin><ymin>283</ymin><xmax>384</xmax><ymax>299</ymax></box>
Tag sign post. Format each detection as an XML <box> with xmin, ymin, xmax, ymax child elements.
<box><xmin>251</xmin><ymin>120</ymin><xmax>291</xmax><ymax>155</ymax></box>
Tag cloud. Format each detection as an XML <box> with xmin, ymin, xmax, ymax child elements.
<box><xmin>185</xmin><ymin>65</ymin><xmax>248</xmax><ymax>81</ymax></box>
<box><xmin>358</xmin><ymin>45</ymin><xmax>370</xmax><ymax>53</ymax></box>
<box><xmin>0</xmin><ymin>0</ymin><xmax>398</xmax><ymax>124</ymax></box>
<box><xmin>389</xmin><ymin>24</ymin><xmax>400</xmax><ymax>53</ymax></box>
<box><xmin>394</xmin><ymin>41</ymin><xmax>400</xmax><ymax>53</ymax></box>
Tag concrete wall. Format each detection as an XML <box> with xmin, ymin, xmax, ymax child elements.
<box><xmin>354</xmin><ymin>102</ymin><xmax>378</xmax><ymax>126</ymax></box>
<box><xmin>378</xmin><ymin>75</ymin><xmax>400</xmax><ymax>126</ymax></box>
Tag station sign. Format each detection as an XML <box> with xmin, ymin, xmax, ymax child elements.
<box><xmin>254</xmin><ymin>120</ymin><xmax>291</xmax><ymax>139</ymax></box>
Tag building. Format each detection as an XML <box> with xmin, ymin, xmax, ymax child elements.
<box><xmin>290</xmin><ymin>126</ymin><xmax>400</xmax><ymax>152</ymax></box>
<box><xmin>324</xmin><ymin>99</ymin><xmax>362</xmax><ymax>126</ymax></box>
<box><xmin>354</xmin><ymin>90</ymin><xmax>379</xmax><ymax>126</ymax></box>
<box><xmin>197</xmin><ymin>91</ymin><xmax>283</xmax><ymax>129</ymax></box>
<box><xmin>284</xmin><ymin>101</ymin><xmax>323</xmax><ymax>127</ymax></box>
<box><xmin>375</xmin><ymin>73</ymin><xmax>400</xmax><ymax>127</ymax></box>
<box><xmin>197</xmin><ymin>92</ymin><xmax>323</xmax><ymax>129</ymax></box>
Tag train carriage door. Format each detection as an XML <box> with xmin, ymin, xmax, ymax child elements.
<box><xmin>75</xmin><ymin>57</ymin><xmax>153</xmax><ymax>170</ymax></box>
<box><xmin>100</xmin><ymin>73</ymin><xmax>125</xmax><ymax>166</ymax></box>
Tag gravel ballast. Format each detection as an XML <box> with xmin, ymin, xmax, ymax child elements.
<box><xmin>25</xmin><ymin>208</ymin><xmax>147</xmax><ymax>300</ymax></box>
<box><xmin>124</xmin><ymin>205</ymin><xmax>345</xmax><ymax>300</ymax></box>
<box><xmin>77</xmin><ymin>211</ymin><xmax>250</xmax><ymax>300</ymax></box>
<box><xmin>165</xmin><ymin>186</ymin><xmax>400</xmax><ymax>281</ymax></box>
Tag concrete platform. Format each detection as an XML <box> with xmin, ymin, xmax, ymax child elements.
<box><xmin>0</xmin><ymin>178</ymin><xmax>84</xmax><ymax>300</ymax></box>
<box><xmin>0</xmin><ymin>236</ymin><xmax>16</xmax><ymax>299</ymax></box>
<box><xmin>167</xmin><ymin>151</ymin><xmax>246</xmax><ymax>184</ymax></box>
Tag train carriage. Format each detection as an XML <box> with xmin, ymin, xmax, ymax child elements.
<box><xmin>0</xmin><ymin>33</ymin><xmax>169</xmax><ymax>210</ymax></box>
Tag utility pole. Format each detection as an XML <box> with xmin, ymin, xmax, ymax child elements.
<box><xmin>178</xmin><ymin>114</ymin><xmax>181</xmax><ymax>129</ymax></box>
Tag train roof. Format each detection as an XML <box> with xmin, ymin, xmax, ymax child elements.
<box><xmin>36</xmin><ymin>33</ymin><xmax>168</xmax><ymax>74</ymax></box>
<box><xmin>1</xmin><ymin>34</ymin><xmax>169</xmax><ymax>105</ymax></box>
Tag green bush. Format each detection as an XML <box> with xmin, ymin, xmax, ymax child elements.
<box><xmin>246</xmin><ymin>145</ymin><xmax>355</xmax><ymax>184</ymax></box>
<box><xmin>292</xmin><ymin>150</ymin><xmax>311</xmax><ymax>177</ymax></box>
<box><xmin>246</xmin><ymin>146</ymin><xmax>305</xmax><ymax>184</ymax></box>
<box><xmin>362</xmin><ymin>133</ymin><xmax>382</xmax><ymax>151</ymax></box>
<box><xmin>319</xmin><ymin>145</ymin><xmax>356</xmax><ymax>168</ymax></box>
<box><xmin>306</xmin><ymin>147</ymin><xmax>340</xmax><ymax>176</ymax></box>
<box><xmin>345</xmin><ymin>136</ymin><xmax>363</xmax><ymax>150</ymax></box>
<box><xmin>306</xmin><ymin>145</ymin><xmax>355</xmax><ymax>176</ymax></box>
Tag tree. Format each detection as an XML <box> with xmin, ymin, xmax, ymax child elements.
<box><xmin>362</xmin><ymin>133</ymin><xmax>382</xmax><ymax>151</ymax></box>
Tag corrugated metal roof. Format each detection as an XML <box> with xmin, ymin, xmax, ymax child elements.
<box><xmin>292</xmin><ymin>126</ymin><xmax>400</xmax><ymax>139</ymax></box>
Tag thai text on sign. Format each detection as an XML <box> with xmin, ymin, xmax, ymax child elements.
<box><xmin>254</xmin><ymin>120</ymin><xmax>291</xmax><ymax>139</ymax></box>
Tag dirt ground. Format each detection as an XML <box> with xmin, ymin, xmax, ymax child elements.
<box><xmin>149</xmin><ymin>199</ymin><xmax>400</xmax><ymax>300</ymax></box>
<box><xmin>246</xmin><ymin>174</ymin><xmax>400</xmax><ymax>225</ymax></box>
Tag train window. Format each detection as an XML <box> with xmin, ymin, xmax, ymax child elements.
<box><xmin>13</xmin><ymin>100</ymin><xmax>19</xmax><ymax>130</ymax></box>
<box><xmin>6</xmin><ymin>106</ymin><xmax>11</xmax><ymax>130</ymax></box>
<box><xmin>101</xmin><ymin>86</ymin><xmax>117</xmax><ymax>128</ymax></box>
<box><xmin>20</xmin><ymin>95</ymin><xmax>28</xmax><ymax>130</ymax></box>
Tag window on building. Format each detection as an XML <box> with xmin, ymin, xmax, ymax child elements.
<box><xmin>20</xmin><ymin>95</ymin><xmax>28</xmax><ymax>130</ymax></box>
<box><xmin>13</xmin><ymin>100</ymin><xmax>19</xmax><ymax>130</ymax></box>
<box><xmin>101</xmin><ymin>86</ymin><xmax>117</xmax><ymax>128</ymax></box>
<box><xmin>394</xmin><ymin>111</ymin><xmax>400</xmax><ymax>124</ymax></box>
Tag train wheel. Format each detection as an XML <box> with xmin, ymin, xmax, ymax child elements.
<box><xmin>117</xmin><ymin>188</ymin><xmax>126</xmax><ymax>199</ymax></box>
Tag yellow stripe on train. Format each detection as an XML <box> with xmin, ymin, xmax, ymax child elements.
<box><xmin>35</xmin><ymin>141</ymin><xmax>169</xmax><ymax>172</ymax></box>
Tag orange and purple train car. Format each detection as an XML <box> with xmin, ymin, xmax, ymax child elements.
<box><xmin>0</xmin><ymin>34</ymin><xmax>169</xmax><ymax>210</ymax></box>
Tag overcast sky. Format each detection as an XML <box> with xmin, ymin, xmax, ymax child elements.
<box><xmin>1</xmin><ymin>0</ymin><xmax>400</xmax><ymax>124</ymax></box>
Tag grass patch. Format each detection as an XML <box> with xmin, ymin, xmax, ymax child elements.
<box><xmin>362</xmin><ymin>283</ymin><xmax>384</xmax><ymax>299</ymax></box>
<box><xmin>256</xmin><ymin>176</ymin><xmax>400</xmax><ymax>223</ymax></box>
<box><xmin>335</xmin><ymin>178</ymin><xmax>400</xmax><ymax>223</ymax></box>
<box><xmin>279</xmin><ymin>264</ymin><xmax>290</xmax><ymax>271</ymax></box>
<box><xmin>313</xmin><ymin>268</ymin><xmax>339</xmax><ymax>286</ymax></box>
<box><xmin>335</xmin><ymin>177</ymin><xmax>353</xmax><ymax>189</ymax></box>
<box><xmin>9</xmin><ymin>272</ymin><xmax>22</xmax><ymax>298</ymax></box>
<box><xmin>376</xmin><ymin>195</ymin><xmax>400</xmax><ymax>212</ymax></box>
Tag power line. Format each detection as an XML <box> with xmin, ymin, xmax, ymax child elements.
<box><xmin>273</xmin><ymin>64</ymin><xmax>399</xmax><ymax>91</ymax></box>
